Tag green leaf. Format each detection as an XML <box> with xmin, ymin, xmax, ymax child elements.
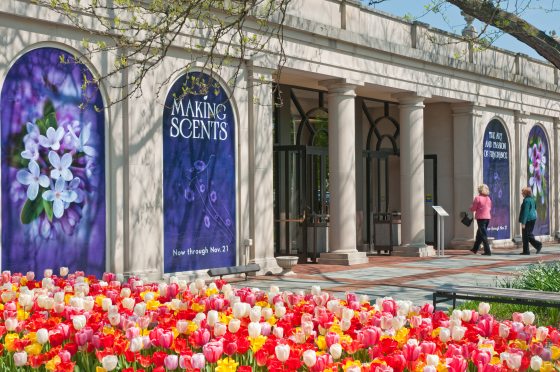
<box><xmin>44</xmin><ymin>100</ymin><xmax>55</xmax><ymax>117</ymax></box>
<box><xmin>20</xmin><ymin>197</ymin><xmax>44</xmax><ymax>224</ymax></box>
<box><xmin>44</xmin><ymin>112</ymin><xmax>58</xmax><ymax>130</ymax></box>
<box><xmin>43</xmin><ymin>199</ymin><xmax>53</xmax><ymax>222</ymax></box>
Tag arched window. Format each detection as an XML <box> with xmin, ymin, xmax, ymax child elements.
<box><xmin>1</xmin><ymin>47</ymin><xmax>106</xmax><ymax>276</ymax></box>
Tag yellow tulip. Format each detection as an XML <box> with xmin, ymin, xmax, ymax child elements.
<box><xmin>25</xmin><ymin>342</ymin><xmax>43</xmax><ymax>356</ymax></box>
<box><xmin>249</xmin><ymin>335</ymin><xmax>267</xmax><ymax>353</ymax></box>
<box><xmin>216</xmin><ymin>357</ymin><xmax>239</xmax><ymax>372</ymax></box>
<box><xmin>5</xmin><ymin>333</ymin><xmax>20</xmax><ymax>352</ymax></box>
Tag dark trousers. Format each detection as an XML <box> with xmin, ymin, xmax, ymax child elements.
<box><xmin>522</xmin><ymin>219</ymin><xmax>542</xmax><ymax>253</ymax></box>
<box><xmin>472</xmin><ymin>219</ymin><xmax>491</xmax><ymax>254</ymax></box>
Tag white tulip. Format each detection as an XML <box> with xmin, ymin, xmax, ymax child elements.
<box><xmin>59</xmin><ymin>267</ymin><xmax>69</xmax><ymax>277</ymax></box>
<box><xmin>342</xmin><ymin>307</ymin><xmax>354</xmax><ymax>321</ymax></box>
<box><xmin>72</xmin><ymin>315</ymin><xmax>86</xmax><ymax>331</ymax></box>
<box><xmin>530</xmin><ymin>355</ymin><xmax>543</xmax><ymax>371</ymax></box>
<box><xmin>193</xmin><ymin>313</ymin><xmax>206</xmax><ymax>326</ymax></box>
<box><xmin>101</xmin><ymin>355</ymin><xmax>119</xmax><ymax>371</ymax></box>
<box><xmin>262</xmin><ymin>307</ymin><xmax>273</xmax><ymax>320</ymax></box>
<box><xmin>439</xmin><ymin>327</ymin><xmax>450</xmax><ymax>343</ymax></box>
<box><xmin>232</xmin><ymin>302</ymin><xmax>246</xmax><ymax>319</ymax></box>
<box><xmin>133</xmin><ymin>302</ymin><xmax>146</xmax><ymax>317</ymax></box>
<box><xmin>273</xmin><ymin>326</ymin><xmax>284</xmax><ymax>339</ymax></box>
<box><xmin>129</xmin><ymin>336</ymin><xmax>144</xmax><ymax>352</ymax></box>
<box><xmin>248</xmin><ymin>322</ymin><xmax>262</xmax><ymax>338</ymax></box>
<box><xmin>330</xmin><ymin>343</ymin><xmax>342</xmax><ymax>360</ymax></box>
<box><xmin>478</xmin><ymin>302</ymin><xmax>490</xmax><ymax>315</ymax></box>
<box><xmin>195</xmin><ymin>279</ymin><xmax>205</xmax><ymax>290</ymax></box>
<box><xmin>54</xmin><ymin>291</ymin><xmax>65</xmax><ymax>304</ymax></box>
<box><xmin>44</xmin><ymin>269</ymin><xmax>53</xmax><ymax>278</ymax></box>
<box><xmin>120</xmin><ymin>288</ymin><xmax>131</xmax><ymax>298</ymax></box>
<box><xmin>36</xmin><ymin>328</ymin><xmax>49</xmax><ymax>345</ymax></box>
<box><xmin>5</xmin><ymin>318</ymin><xmax>18</xmax><ymax>332</ymax></box>
<box><xmin>426</xmin><ymin>354</ymin><xmax>439</xmax><ymax>366</ymax></box>
<box><xmin>311</xmin><ymin>286</ymin><xmax>321</xmax><ymax>296</ymax></box>
<box><xmin>207</xmin><ymin>310</ymin><xmax>219</xmax><ymax>327</ymax></box>
<box><xmin>275</xmin><ymin>304</ymin><xmax>286</xmax><ymax>318</ymax></box>
<box><xmin>228</xmin><ymin>318</ymin><xmax>241</xmax><ymax>333</ymax></box>
<box><xmin>275</xmin><ymin>344</ymin><xmax>290</xmax><ymax>362</ymax></box>
<box><xmin>451</xmin><ymin>326</ymin><xmax>467</xmax><ymax>341</ymax></box>
<box><xmin>522</xmin><ymin>311</ymin><xmax>535</xmax><ymax>325</ymax></box>
<box><xmin>101</xmin><ymin>298</ymin><xmax>112</xmax><ymax>311</ymax></box>
<box><xmin>176</xmin><ymin>320</ymin><xmax>189</xmax><ymax>334</ymax></box>
<box><xmin>250</xmin><ymin>306</ymin><xmax>262</xmax><ymax>323</ymax></box>
<box><xmin>303</xmin><ymin>349</ymin><xmax>317</xmax><ymax>367</ymax></box>
<box><xmin>109</xmin><ymin>313</ymin><xmax>121</xmax><ymax>327</ymax></box>
<box><xmin>536</xmin><ymin>326</ymin><xmax>549</xmax><ymax>342</ymax></box>
<box><xmin>340</xmin><ymin>318</ymin><xmax>351</xmax><ymax>332</ymax></box>
<box><xmin>461</xmin><ymin>310</ymin><xmax>472</xmax><ymax>322</ymax></box>
<box><xmin>83</xmin><ymin>297</ymin><xmax>94</xmax><ymax>311</ymax></box>
<box><xmin>214</xmin><ymin>322</ymin><xmax>227</xmax><ymax>337</ymax></box>
<box><xmin>122</xmin><ymin>298</ymin><xmax>135</xmax><ymax>311</ymax></box>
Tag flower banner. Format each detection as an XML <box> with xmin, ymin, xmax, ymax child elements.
<box><xmin>482</xmin><ymin>119</ymin><xmax>510</xmax><ymax>239</ymax></box>
<box><xmin>0</xmin><ymin>47</ymin><xmax>106</xmax><ymax>276</ymax></box>
<box><xmin>163</xmin><ymin>72</ymin><xmax>236</xmax><ymax>273</ymax></box>
<box><xmin>527</xmin><ymin>125</ymin><xmax>549</xmax><ymax>235</ymax></box>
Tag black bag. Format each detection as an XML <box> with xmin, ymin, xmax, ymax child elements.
<box><xmin>461</xmin><ymin>213</ymin><xmax>473</xmax><ymax>227</ymax></box>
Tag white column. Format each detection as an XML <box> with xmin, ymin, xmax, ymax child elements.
<box><xmin>513</xmin><ymin>111</ymin><xmax>528</xmax><ymax>239</ymax></box>
<box><xmin>554</xmin><ymin>118</ymin><xmax>560</xmax><ymax>239</ymax></box>
<box><xmin>450</xmin><ymin>103</ymin><xmax>479</xmax><ymax>247</ymax></box>
<box><xmin>247</xmin><ymin>64</ymin><xmax>281</xmax><ymax>274</ymax></box>
<box><xmin>318</xmin><ymin>79</ymin><xmax>368</xmax><ymax>265</ymax></box>
<box><xmin>393</xmin><ymin>93</ymin><xmax>434</xmax><ymax>256</ymax></box>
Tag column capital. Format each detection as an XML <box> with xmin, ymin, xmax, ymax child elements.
<box><xmin>319</xmin><ymin>78</ymin><xmax>362</xmax><ymax>95</ymax></box>
<box><xmin>451</xmin><ymin>102</ymin><xmax>484</xmax><ymax>117</ymax></box>
<box><xmin>392</xmin><ymin>92</ymin><xmax>430</xmax><ymax>106</ymax></box>
<box><xmin>553</xmin><ymin>117</ymin><xmax>560</xmax><ymax>130</ymax></box>
<box><xmin>514</xmin><ymin>110</ymin><xmax>530</xmax><ymax>125</ymax></box>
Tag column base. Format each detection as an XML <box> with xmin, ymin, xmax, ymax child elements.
<box><xmin>252</xmin><ymin>257</ymin><xmax>283</xmax><ymax>276</ymax></box>
<box><xmin>319</xmin><ymin>251</ymin><xmax>369</xmax><ymax>265</ymax></box>
<box><xmin>391</xmin><ymin>244</ymin><xmax>436</xmax><ymax>257</ymax></box>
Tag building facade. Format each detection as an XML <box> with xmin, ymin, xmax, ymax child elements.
<box><xmin>1</xmin><ymin>0</ymin><xmax>559</xmax><ymax>279</ymax></box>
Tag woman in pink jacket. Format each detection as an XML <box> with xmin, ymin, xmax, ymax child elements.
<box><xmin>469</xmin><ymin>184</ymin><xmax>492</xmax><ymax>256</ymax></box>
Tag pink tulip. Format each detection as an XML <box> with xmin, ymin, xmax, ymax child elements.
<box><xmin>420</xmin><ymin>341</ymin><xmax>437</xmax><ymax>355</ymax></box>
<box><xmin>75</xmin><ymin>331</ymin><xmax>89</xmax><ymax>347</ymax></box>
<box><xmin>361</xmin><ymin>327</ymin><xmax>381</xmax><ymax>347</ymax></box>
<box><xmin>126</xmin><ymin>327</ymin><xmax>140</xmax><ymax>340</ymax></box>
<box><xmin>403</xmin><ymin>343</ymin><xmax>421</xmax><ymax>362</ymax></box>
<box><xmin>13</xmin><ymin>351</ymin><xmax>27</xmax><ymax>367</ymax></box>
<box><xmin>477</xmin><ymin>318</ymin><xmax>494</xmax><ymax>337</ymax></box>
<box><xmin>193</xmin><ymin>328</ymin><xmax>211</xmax><ymax>347</ymax></box>
<box><xmin>472</xmin><ymin>349</ymin><xmax>492</xmax><ymax>366</ymax></box>
<box><xmin>164</xmin><ymin>354</ymin><xmax>179</xmax><ymax>370</ymax></box>
<box><xmin>203</xmin><ymin>341</ymin><xmax>223</xmax><ymax>363</ymax></box>
<box><xmin>312</xmin><ymin>354</ymin><xmax>333</xmax><ymax>372</ymax></box>
<box><xmin>325</xmin><ymin>332</ymin><xmax>339</xmax><ymax>348</ymax></box>
<box><xmin>158</xmin><ymin>331</ymin><xmax>174</xmax><ymax>349</ymax></box>
<box><xmin>446</xmin><ymin>355</ymin><xmax>467</xmax><ymax>372</ymax></box>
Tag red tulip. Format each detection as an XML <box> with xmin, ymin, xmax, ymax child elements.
<box><xmin>202</xmin><ymin>341</ymin><xmax>223</xmax><ymax>363</ymax></box>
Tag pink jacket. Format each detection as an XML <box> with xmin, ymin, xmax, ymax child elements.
<box><xmin>470</xmin><ymin>195</ymin><xmax>492</xmax><ymax>220</ymax></box>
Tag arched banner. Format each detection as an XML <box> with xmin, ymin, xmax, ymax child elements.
<box><xmin>527</xmin><ymin>125</ymin><xmax>549</xmax><ymax>235</ymax></box>
<box><xmin>1</xmin><ymin>47</ymin><xmax>106</xmax><ymax>276</ymax></box>
<box><xmin>482</xmin><ymin>119</ymin><xmax>510</xmax><ymax>239</ymax></box>
<box><xmin>163</xmin><ymin>72</ymin><xmax>236</xmax><ymax>273</ymax></box>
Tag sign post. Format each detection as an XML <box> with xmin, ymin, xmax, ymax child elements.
<box><xmin>432</xmin><ymin>206</ymin><xmax>449</xmax><ymax>256</ymax></box>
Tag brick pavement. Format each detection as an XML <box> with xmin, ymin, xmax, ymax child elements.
<box><xmin>237</xmin><ymin>245</ymin><xmax>560</xmax><ymax>306</ymax></box>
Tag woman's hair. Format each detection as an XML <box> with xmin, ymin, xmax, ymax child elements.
<box><xmin>522</xmin><ymin>186</ymin><xmax>532</xmax><ymax>197</ymax></box>
<box><xmin>478</xmin><ymin>184</ymin><xmax>490</xmax><ymax>196</ymax></box>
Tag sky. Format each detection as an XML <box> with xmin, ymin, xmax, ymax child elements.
<box><xmin>366</xmin><ymin>0</ymin><xmax>558</xmax><ymax>61</ymax></box>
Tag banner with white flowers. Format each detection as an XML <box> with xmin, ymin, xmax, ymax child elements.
<box><xmin>527</xmin><ymin>125</ymin><xmax>549</xmax><ymax>235</ymax></box>
<box><xmin>1</xmin><ymin>47</ymin><xmax>106</xmax><ymax>276</ymax></box>
<box><xmin>163</xmin><ymin>72</ymin><xmax>236</xmax><ymax>273</ymax></box>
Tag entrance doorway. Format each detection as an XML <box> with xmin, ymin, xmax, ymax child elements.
<box><xmin>424</xmin><ymin>155</ymin><xmax>438</xmax><ymax>245</ymax></box>
<box><xmin>273</xmin><ymin>86</ymin><xmax>329</xmax><ymax>263</ymax></box>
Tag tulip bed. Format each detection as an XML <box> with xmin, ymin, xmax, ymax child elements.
<box><xmin>0</xmin><ymin>270</ymin><xmax>559</xmax><ymax>372</ymax></box>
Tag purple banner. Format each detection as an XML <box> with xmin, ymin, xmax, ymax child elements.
<box><xmin>1</xmin><ymin>47</ymin><xmax>106</xmax><ymax>276</ymax></box>
<box><xmin>482</xmin><ymin>119</ymin><xmax>510</xmax><ymax>239</ymax></box>
<box><xmin>527</xmin><ymin>125</ymin><xmax>549</xmax><ymax>235</ymax></box>
<box><xmin>163</xmin><ymin>72</ymin><xmax>236</xmax><ymax>273</ymax></box>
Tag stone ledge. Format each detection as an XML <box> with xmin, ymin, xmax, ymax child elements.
<box><xmin>319</xmin><ymin>251</ymin><xmax>369</xmax><ymax>265</ymax></box>
<box><xmin>391</xmin><ymin>245</ymin><xmax>436</xmax><ymax>257</ymax></box>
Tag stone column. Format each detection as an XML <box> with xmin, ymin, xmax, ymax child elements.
<box><xmin>247</xmin><ymin>64</ymin><xmax>281</xmax><ymax>274</ymax></box>
<box><xmin>450</xmin><ymin>103</ymin><xmax>480</xmax><ymax>247</ymax></box>
<box><xmin>318</xmin><ymin>79</ymin><xmax>368</xmax><ymax>265</ymax></box>
<box><xmin>392</xmin><ymin>93</ymin><xmax>434</xmax><ymax>257</ymax></box>
<box><xmin>513</xmin><ymin>111</ymin><xmax>528</xmax><ymax>239</ymax></box>
<box><xmin>554</xmin><ymin>118</ymin><xmax>560</xmax><ymax>239</ymax></box>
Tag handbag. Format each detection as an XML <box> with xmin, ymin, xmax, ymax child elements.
<box><xmin>461</xmin><ymin>213</ymin><xmax>473</xmax><ymax>227</ymax></box>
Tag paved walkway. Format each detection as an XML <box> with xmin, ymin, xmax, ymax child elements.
<box><xmin>237</xmin><ymin>245</ymin><xmax>560</xmax><ymax>308</ymax></box>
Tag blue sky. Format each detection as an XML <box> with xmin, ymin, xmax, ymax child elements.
<box><xmin>366</xmin><ymin>0</ymin><xmax>558</xmax><ymax>61</ymax></box>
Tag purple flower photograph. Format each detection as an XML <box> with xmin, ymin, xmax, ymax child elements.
<box><xmin>1</xmin><ymin>47</ymin><xmax>106</xmax><ymax>276</ymax></box>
